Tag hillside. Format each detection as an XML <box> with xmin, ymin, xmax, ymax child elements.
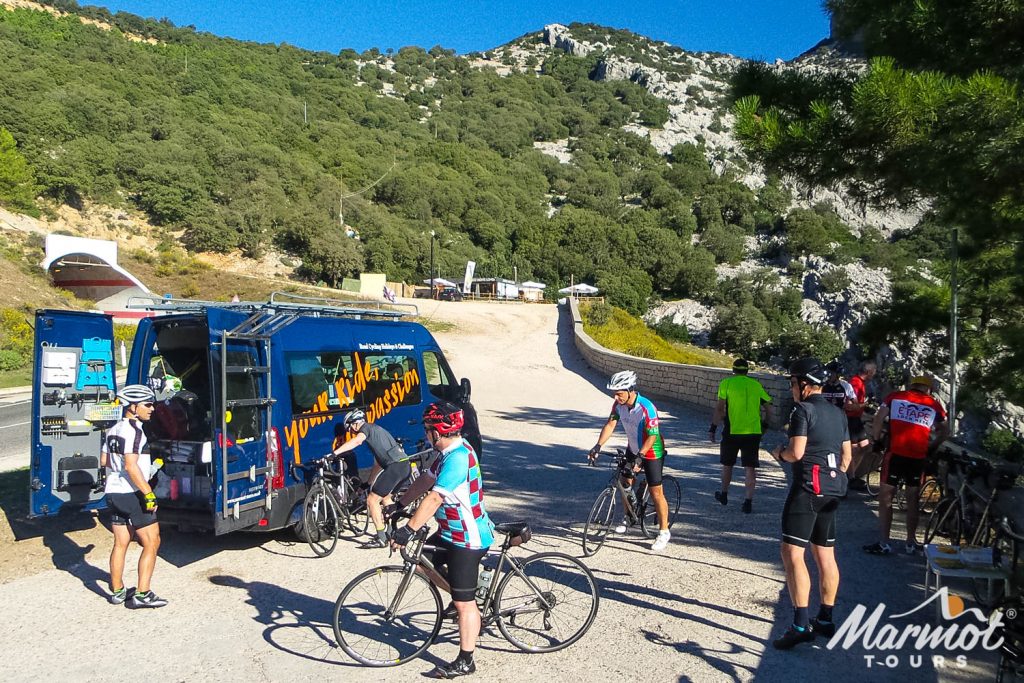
<box><xmin>2</xmin><ymin>2</ymin><xmax>1021</xmax><ymax>442</ymax></box>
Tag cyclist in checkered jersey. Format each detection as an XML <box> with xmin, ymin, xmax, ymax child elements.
<box><xmin>391</xmin><ymin>401</ymin><xmax>494</xmax><ymax>679</ymax></box>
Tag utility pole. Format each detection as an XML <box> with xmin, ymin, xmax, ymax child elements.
<box><xmin>949</xmin><ymin>228</ymin><xmax>959</xmax><ymax>435</ymax></box>
<box><xmin>429</xmin><ymin>230</ymin><xmax>436</xmax><ymax>298</ymax></box>
<box><xmin>304</xmin><ymin>100</ymin><xmax>308</xmax><ymax>125</ymax></box>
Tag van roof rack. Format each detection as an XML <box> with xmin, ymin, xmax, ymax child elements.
<box><xmin>127</xmin><ymin>291</ymin><xmax>418</xmax><ymax>321</ymax></box>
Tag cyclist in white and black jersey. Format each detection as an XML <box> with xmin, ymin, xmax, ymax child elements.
<box><xmin>100</xmin><ymin>384</ymin><xmax>167</xmax><ymax>608</ymax></box>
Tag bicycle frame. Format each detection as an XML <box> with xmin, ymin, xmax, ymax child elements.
<box><xmin>382</xmin><ymin>529</ymin><xmax>555</xmax><ymax>625</ymax></box>
<box><xmin>598</xmin><ymin>450</ymin><xmax>646</xmax><ymax>523</ymax></box>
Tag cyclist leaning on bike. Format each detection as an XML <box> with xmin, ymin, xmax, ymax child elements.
<box><xmin>391</xmin><ymin>401</ymin><xmax>494</xmax><ymax>679</ymax></box>
<box><xmin>863</xmin><ymin>375</ymin><xmax>947</xmax><ymax>556</ymax></box>
<box><xmin>587</xmin><ymin>370</ymin><xmax>672</xmax><ymax>552</ymax></box>
<box><xmin>331</xmin><ymin>409</ymin><xmax>411</xmax><ymax>548</ymax></box>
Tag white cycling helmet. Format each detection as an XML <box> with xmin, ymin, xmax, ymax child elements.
<box><xmin>116</xmin><ymin>384</ymin><xmax>156</xmax><ymax>405</ymax></box>
<box><xmin>607</xmin><ymin>370</ymin><xmax>637</xmax><ymax>392</ymax></box>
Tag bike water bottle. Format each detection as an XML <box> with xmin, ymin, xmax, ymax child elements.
<box><xmin>626</xmin><ymin>487</ymin><xmax>638</xmax><ymax>509</ymax></box>
<box><xmin>476</xmin><ymin>565</ymin><xmax>493</xmax><ymax>601</ymax></box>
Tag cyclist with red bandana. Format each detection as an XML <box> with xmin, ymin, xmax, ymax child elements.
<box><xmin>863</xmin><ymin>375</ymin><xmax>947</xmax><ymax>555</ymax></box>
<box><xmin>391</xmin><ymin>401</ymin><xmax>493</xmax><ymax>679</ymax></box>
<box><xmin>587</xmin><ymin>370</ymin><xmax>671</xmax><ymax>552</ymax></box>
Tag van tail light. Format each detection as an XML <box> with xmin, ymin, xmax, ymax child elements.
<box><xmin>217</xmin><ymin>432</ymin><xmax>235</xmax><ymax>448</ymax></box>
<box><xmin>269</xmin><ymin>427</ymin><xmax>284</xmax><ymax>489</ymax></box>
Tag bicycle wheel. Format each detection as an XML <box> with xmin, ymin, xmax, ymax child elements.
<box><xmin>639</xmin><ymin>475</ymin><xmax>681</xmax><ymax>538</ymax></box>
<box><xmin>333</xmin><ymin>566</ymin><xmax>443</xmax><ymax>667</ymax></box>
<box><xmin>918</xmin><ymin>478</ymin><xmax>942</xmax><ymax>515</ymax></box>
<box><xmin>923</xmin><ymin>498</ymin><xmax>962</xmax><ymax>546</ymax></box>
<box><xmin>303</xmin><ymin>483</ymin><xmax>339</xmax><ymax>557</ymax></box>
<box><xmin>581</xmin><ymin>487</ymin><xmax>616</xmax><ymax>557</ymax></box>
<box><xmin>494</xmin><ymin>552</ymin><xmax>600</xmax><ymax>653</ymax></box>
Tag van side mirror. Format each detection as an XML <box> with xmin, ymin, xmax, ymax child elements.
<box><xmin>459</xmin><ymin>378</ymin><xmax>472</xmax><ymax>403</ymax></box>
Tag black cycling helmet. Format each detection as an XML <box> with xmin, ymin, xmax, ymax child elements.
<box><xmin>825</xmin><ymin>360</ymin><xmax>843</xmax><ymax>375</ymax></box>
<box><xmin>789</xmin><ymin>357</ymin><xmax>827</xmax><ymax>386</ymax></box>
<box><xmin>732</xmin><ymin>358</ymin><xmax>750</xmax><ymax>374</ymax></box>
<box><xmin>343</xmin><ymin>409</ymin><xmax>366</xmax><ymax>429</ymax></box>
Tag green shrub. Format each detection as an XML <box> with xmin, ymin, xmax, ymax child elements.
<box><xmin>0</xmin><ymin>349</ymin><xmax>23</xmax><ymax>372</ymax></box>
<box><xmin>586</xmin><ymin>302</ymin><xmax>613</xmax><ymax>326</ymax></box>
<box><xmin>819</xmin><ymin>268</ymin><xmax>851</xmax><ymax>294</ymax></box>
<box><xmin>982</xmin><ymin>429</ymin><xmax>1024</xmax><ymax>463</ymax></box>
<box><xmin>649</xmin><ymin>318</ymin><xmax>691</xmax><ymax>343</ymax></box>
<box><xmin>0</xmin><ymin>308</ymin><xmax>33</xmax><ymax>370</ymax></box>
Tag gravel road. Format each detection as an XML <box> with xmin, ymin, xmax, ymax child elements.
<box><xmin>0</xmin><ymin>300</ymin><xmax>1001</xmax><ymax>681</ymax></box>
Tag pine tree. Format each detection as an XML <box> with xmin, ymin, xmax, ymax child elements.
<box><xmin>0</xmin><ymin>128</ymin><xmax>38</xmax><ymax>215</ymax></box>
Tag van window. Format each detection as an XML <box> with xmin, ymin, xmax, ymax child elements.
<box><xmin>286</xmin><ymin>351</ymin><xmax>422</xmax><ymax>417</ymax></box>
<box><xmin>422</xmin><ymin>350</ymin><xmax>458</xmax><ymax>402</ymax></box>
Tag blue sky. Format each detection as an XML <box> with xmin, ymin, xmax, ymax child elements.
<box><xmin>86</xmin><ymin>1</ymin><xmax>831</xmax><ymax>62</ymax></box>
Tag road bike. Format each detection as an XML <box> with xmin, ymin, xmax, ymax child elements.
<box><xmin>297</xmin><ymin>455</ymin><xmax>369</xmax><ymax>557</ymax></box>
<box><xmin>581</xmin><ymin>448</ymin><xmax>681</xmax><ymax>557</ymax></box>
<box><xmin>332</xmin><ymin>516</ymin><xmax>600</xmax><ymax>666</ymax></box>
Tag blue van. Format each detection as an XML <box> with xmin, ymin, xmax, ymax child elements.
<box><xmin>28</xmin><ymin>293</ymin><xmax>482</xmax><ymax>535</ymax></box>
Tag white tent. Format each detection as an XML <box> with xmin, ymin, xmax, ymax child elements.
<box><xmin>422</xmin><ymin>278</ymin><xmax>459</xmax><ymax>288</ymax></box>
<box><xmin>558</xmin><ymin>283</ymin><xmax>599</xmax><ymax>295</ymax></box>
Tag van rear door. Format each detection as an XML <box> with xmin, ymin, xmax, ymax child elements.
<box><xmin>29</xmin><ymin>310</ymin><xmax>119</xmax><ymax>517</ymax></box>
<box><xmin>206</xmin><ymin>308</ymin><xmax>274</xmax><ymax>533</ymax></box>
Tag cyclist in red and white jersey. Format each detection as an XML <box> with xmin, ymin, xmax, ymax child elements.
<box><xmin>863</xmin><ymin>375</ymin><xmax>947</xmax><ymax>555</ymax></box>
<box><xmin>844</xmin><ymin>361</ymin><xmax>876</xmax><ymax>491</ymax></box>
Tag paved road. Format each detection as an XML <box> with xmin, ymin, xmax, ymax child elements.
<box><xmin>0</xmin><ymin>301</ymin><xmax>1002</xmax><ymax>681</ymax></box>
<box><xmin>0</xmin><ymin>389</ymin><xmax>31</xmax><ymax>473</ymax></box>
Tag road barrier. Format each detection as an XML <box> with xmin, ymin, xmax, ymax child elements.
<box><xmin>568</xmin><ymin>298</ymin><xmax>792</xmax><ymax>430</ymax></box>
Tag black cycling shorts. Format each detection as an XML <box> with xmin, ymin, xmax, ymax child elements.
<box><xmin>781</xmin><ymin>487</ymin><xmax>839</xmax><ymax>548</ymax></box>
<box><xmin>624</xmin><ymin>453</ymin><xmax>664</xmax><ymax>487</ymax></box>
<box><xmin>429</xmin><ymin>534</ymin><xmax>489</xmax><ymax>602</ymax></box>
<box><xmin>720</xmin><ymin>434</ymin><xmax>762</xmax><ymax>468</ymax></box>
<box><xmin>847</xmin><ymin>416</ymin><xmax>868</xmax><ymax>444</ymax></box>
<box><xmin>370</xmin><ymin>460</ymin><xmax>412</xmax><ymax>497</ymax></box>
<box><xmin>106</xmin><ymin>491</ymin><xmax>158</xmax><ymax>529</ymax></box>
<box><xmin>882</xmin><ymin>454</ymin><xmax>925</xmax><ymax>489</ymax></box>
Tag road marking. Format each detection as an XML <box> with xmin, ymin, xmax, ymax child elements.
<box><xmin>0</xmin><ymin>421</ymin><xmax>30</xmax><ymax>430</ymax></box>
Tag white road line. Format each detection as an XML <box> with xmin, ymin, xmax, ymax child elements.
<box><xmin>0</xmin><ymin>421</ymin><xmax>30</xmax><ymax>430</ymax></box>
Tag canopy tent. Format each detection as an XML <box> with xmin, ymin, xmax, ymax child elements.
<box><xmin>558</xmin><ymin>283</ymin><xmax>599</xmax><ymax>295</ymax></box>
<box><xmin>422</xmin><ymin>278</ymin><xmax>459</xmax><ymax>288</ymax></box>
<box><xmin>520</xmin><ymin>281</ymin><xmax>547</xmax><ymax>289</ymax></box>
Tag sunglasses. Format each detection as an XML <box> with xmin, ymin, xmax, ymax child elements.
<box><xmin>139</xmin><ymin>402</ymin><xmax>155</xmax><ymax>408</ymax></box>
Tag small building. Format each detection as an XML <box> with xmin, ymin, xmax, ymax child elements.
<box><xmin>472</xmin><ymin>277</ymin><xmax>518</xmax><ymax>300</ymax></box>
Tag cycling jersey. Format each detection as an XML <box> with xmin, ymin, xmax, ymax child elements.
<box><xmin>356</xmin><ymin>421</ymin><xmax>406</xmax><ymax>467</ymax></box>
<box><xmin>609</xmin><ymin>393</ymin><xmax>665</xmax><ymax>459</ymax></box>
<box><xmin>845</xmin><ymin>375</ymin><xmax>868</xmax><ymax>417</ymax></box>
<box><xmin>788</xmin><ymin>395</ymin><xmax>850</xmax><ymax>497</ymax></box>
<box><xmin>102</xmin><ymin>418</ymin><xmax>151</xmax><ymax>494</ymax></box>
<box><xmin>821</xmin><ymin>380</ymin><xmax>853</xmax><ymax>411</ymax></box>
<box><xmin>883</xmin><ymin>389</ymin><xmax>946</xmax><ymax>459</ymax></box>
<box><xmin>429</xmin><ymin>437</ymin><xmax>494</xmax><ymax>549</ymax></box>
<box><xmin>716</xmin><ymin>375</ymin><xmax>771</xmax><ymax>435</ymax></box>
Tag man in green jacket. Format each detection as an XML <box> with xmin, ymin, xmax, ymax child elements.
<box><xmin>709</xmin><ymin>358</ymin><xmax>772</xmax><ymax>514</ymax></box>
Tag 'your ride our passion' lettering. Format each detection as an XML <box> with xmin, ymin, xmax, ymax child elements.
<box><xmin>283</xmin><ymin>353</ymin><xmax>420</xmax><ymax>461</ymax></box>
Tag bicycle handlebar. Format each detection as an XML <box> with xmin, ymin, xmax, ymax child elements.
<box><xmin>999</xmin><ymin>516</ymin><xmax>1024</xmax><ymax>542</ymax></box>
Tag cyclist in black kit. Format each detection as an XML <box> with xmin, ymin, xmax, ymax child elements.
<box><xmin>331</xmin><ymin>409</ymin><xmax>411</xmax><ymax>548</ymax></box>
<box><xmin>770</xmin><ymin>357</ymin><xmax>852</xmax><ymax>650</ymax></box>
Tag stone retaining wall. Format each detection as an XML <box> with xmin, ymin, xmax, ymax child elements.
<box><xmin>568</xmin><ymin>298</ymin><xmax>792</xmax><ymax>429</ymax></box>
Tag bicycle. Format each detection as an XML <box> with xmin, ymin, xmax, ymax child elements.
<box><xmin>298</xmin><ymin>454</ymin><xmax>369</xmax><ymax>557</ymax></box>
<box><xmin>332</xmin><ymin>516</ymin><xmax>600</xmax><ymax>667</ymax></box>
<box><xmin>923</xmin><ymin>455</ymin><xmax>1020</xmax><ymax>549</ymax></box>
<box><xmin>581</xmin><ymin>448</ymin><xmax>681</xmax><ymax>557</ymax></box>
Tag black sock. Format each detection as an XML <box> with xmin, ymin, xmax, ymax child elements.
<box><xmin>457</xmin><ymin>649</ymin><xmax>474</xmax><ymax>664</ymax></box>
<box><xmin>817</xmin><ymin>604</ymin><xmax>834</xmax><ymax>623</ymax></box>
<box><xmin>794</xmin><ymin>606</ymin><xmax>809</xmax><ymax>629</ymax></box>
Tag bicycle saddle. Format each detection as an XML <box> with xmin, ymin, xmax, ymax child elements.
<box><xmin>495</xmin><ymin>521</ymin><xmax>530</xmax><ymax>536</ymax></box>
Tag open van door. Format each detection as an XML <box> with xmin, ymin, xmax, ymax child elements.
<box><xmin>206</xmin><ymin>308</ymin><xmax>276</xmax><ymax>534</ymax></box>
<box><xmin>29</xmin><ymin>310</ymin><xmax>119</xmax><ymax>517</ymax></box>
